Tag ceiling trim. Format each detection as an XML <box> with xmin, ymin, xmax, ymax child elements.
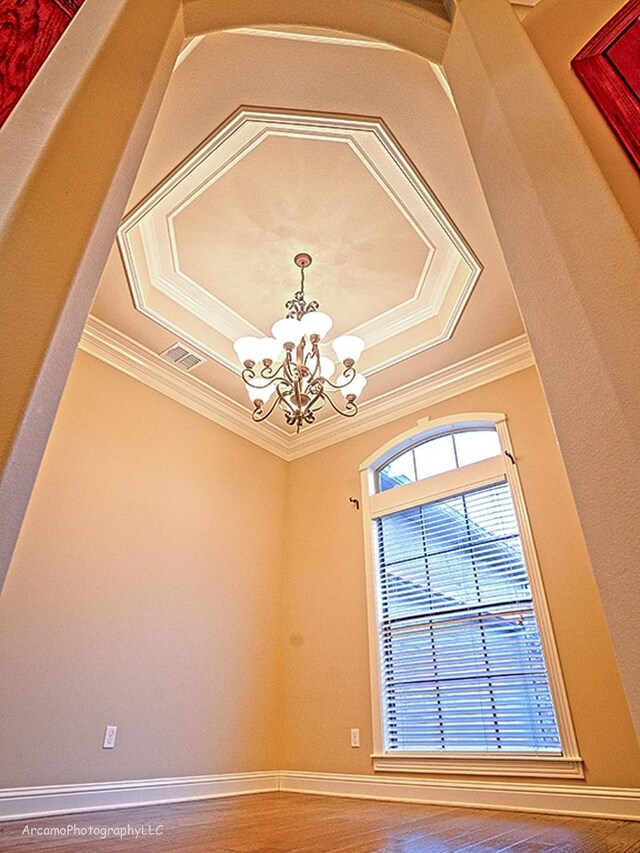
<box><xmin>118</xmin><ymin>108</ymin><xmax>482</xmax><ymax>378</ymax></box>
<box><xmin>79</xmin><ymin>315</ymin><xmax>533</xmax><ymax>462</ymax></box>
<box><xmin>78</xmin><ymin>316</ymin><xmax>291</xmax><ymax>458</ymax></box>
<box><xmin>286</xmin><ymin>336</ymin><xmax>534</xmax><ymax>459</ymax></box>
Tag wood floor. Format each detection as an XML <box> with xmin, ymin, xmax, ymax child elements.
<box><xmin>2</xmin><ymin>792</ymin><xmax>640</xmax><ymax>852</ymax></box>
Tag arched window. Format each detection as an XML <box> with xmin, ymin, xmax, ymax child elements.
<box><xmin>360</xmin><ymin>414</ymin><xmax>582</xmax><ymax>777</ymax></box>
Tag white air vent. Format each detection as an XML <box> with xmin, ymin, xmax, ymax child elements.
<box><xmin>160</xmin><ymin>342</ymin><xmax>206</xmax><ymax>371</ymax></box>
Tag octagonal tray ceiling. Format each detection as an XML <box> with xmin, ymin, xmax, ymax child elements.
<box><xmin>118</xmin><ymin>108</ymin><xmax>482</xmax><ymax>378</ymax></box>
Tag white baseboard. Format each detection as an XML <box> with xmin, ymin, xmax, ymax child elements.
<box><xmin>279</xmin><ymin>771</ymin><xmax>640</xmax><ymax>821</ymax></box>
<box><xmin>0</xmin><ymin>772</ymin><xmax>278</xmax><ymax>822</ymax></box>
<box><xmin>1</xmin><ymin>770</ymin><xmax>638</xmax><ymax>822</ymax></box>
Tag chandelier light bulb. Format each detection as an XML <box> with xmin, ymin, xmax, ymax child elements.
<box><xmin>233</xmin><ymin>336</ymin><xmax>262</xmax><ymax>366</ymax></box>
<box><xmin>246</xmin><ymin>382</ymin><xmax>276</xmax><ymax>405</ymax></box>
<box><xmin>319</xmin><ymin>356</ymin><xmax>336</xmax><ymax>380</ymax></box>
<box><xmin>332</xmin><ymin>334</ymin><xmax>365</xmax><ymax>367</ymax></box>
<box><xmin>271</xmin><ymin>317</ymin><xmax>304</xmax><ymax>347</ymax></box>
<box><xmin>257</xmin><ymin>337</ymin><xmax>283</xmax><ymax>365</ymax></box>
<box><xmin>300</xmin><ymin>310</ymin><xmax>333</xmax><ymax>341</ymax></box>
<box><xmin>340</xmin><ymin>372</ymin><xmax>367</xmax><ymax>399</ymax></box>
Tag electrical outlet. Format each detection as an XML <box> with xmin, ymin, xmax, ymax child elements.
<box><xmin>103</xmin><ymin>725</ymin><xmax>117</xmax><ymax>749</ymax></box>
<box><xmin>350</xmin><ymin>728</ymin><xmax>360</xmax><ymax>748</ymax></box>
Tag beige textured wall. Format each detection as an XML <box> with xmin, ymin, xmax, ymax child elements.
<box><xmin>444</xmin><ymin>0</ymin><xmax>640</xmax><ymax>743</ymax></box>
<box><xmin>279</xmin><ymin>367</ymin><xmax>640</xmax><ymax>788</ymax></box>
<box><xmin>0</xmin><ymin>0</ymin><xmax>637</xmax><ymax>800</ymax></box>
<box><xmin>0</xmin><ymin>352</ymin><xmax>286</xmax><ymax>787</ymax></box>
<box><xmin>0</xmin><ymin>0</ymin><xmax>184</xmax><ymax>588</ymax></box>
<box><xmin>1</xmin><ymin>355</ymin><xmax>637</xmax><ymax>790</ymax></box>
<box><xmin>523</xmin><ymin>0</ymin><xmax>640</xmax><ymax>240</ymax></box>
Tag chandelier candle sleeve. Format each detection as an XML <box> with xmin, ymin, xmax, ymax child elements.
<box><xmin>233</xmin><ymin>253</ymin><xmax>367</xmax><ymax>433</ymax></box>
<box><xmin>319</xmin><ymin>356</ymin><xmax>336</xmax><ymax>380</ymax></box>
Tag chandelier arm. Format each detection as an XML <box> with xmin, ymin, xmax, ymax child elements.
<box><xmin>242</xmin><ymin>367</ymin><xmax>288</xmax><ymax>390</ymax></box>
<box><xmin>259</xmin><ymin>362</ymin><xmax>283</xmax><ymax>380</ymax></box>
<box><xmin>324</xmin><ymin>392</ymin><xmax>359</xmax><ymax>419</ymax></box>
<box><xmin>241</xmin><ymin>366</ymin><xmax>257</xmax><ymax>383</ymax></box>
<box><xmin>303</xmin><ymin>345</ymin><xmax>314</xmax><ymax>368</ymax></box>
<box><xmin>304</xmin><ymin>386</ymin><xmax>327</xmax><ymax>414</ymax></box>
<box><xmin>286</xmin><ymin>360</ymin><xmax>304</xmax><ymax>383</ymax></box>
<box><xmin>309</xmin><ymin>394</ymin><xmax>327</xmax><ymax>414</ymax></box>
<box><xmin>251</xmin><ymin>395</ymin><xmax>282</xmax><ymax>423</ymax></box>
<box><xmin>304</xmin><ymin>349</ymin><xmax>321</xmax><ymax>379</ymax></box>
<box><xmin>321</xmin><ymin>366</ymin><xmax>357</xmax><ymax>391</ymax></box>
<box><xmin>276</xmin><ymin>382</ymin><xmax>302</xmax><ymax>418</ymax></box>
<box><xmin>306</xmin><ymin>378</ymin><xmax>324</xmax><ymax>396</ymax></box>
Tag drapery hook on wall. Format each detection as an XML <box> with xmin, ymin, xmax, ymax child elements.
<box><xmin>505</xmin><ymin>450</ymin><xmax>516</xmax><ymax>465</ymax></box>
<box><xmin>349</xmin><ymin>497</ymin><xmax>360</xmax><ymax>510</ymax></box>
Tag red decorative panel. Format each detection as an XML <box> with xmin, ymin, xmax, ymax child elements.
<box><xmin>571</xmin><ymin>0</ymin><xmax>640</xmax><ymax>171</ymax></box>
<box><xmin>0</xmin><ymin>0</ymin><xmax>84</xmax><ymax>128</ymax></box>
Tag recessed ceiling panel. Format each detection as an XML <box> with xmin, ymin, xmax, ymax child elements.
<box><xmin>118</xmin><ymin>108</ymin><xmax>482</xmax><ymax>375</ymax></box>
<box><xmin>172</xmin><ymin>134</ymin><xmax>428</xmax><ymax>338</ymax></box>
<box><xmin>90</xmin><ymin>29</ymin><xmax>526</xmax><ymax>456</ymax></box>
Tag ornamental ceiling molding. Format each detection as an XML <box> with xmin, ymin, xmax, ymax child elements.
<box><xmin>79</xmin><ymin>315</ymin><xmax>534</xmax><ymax>462</ymax></box>
<box><xmin>118</xmin><ymin>107</ymin><xmax>482</xmax><ymax>386</ymax></box>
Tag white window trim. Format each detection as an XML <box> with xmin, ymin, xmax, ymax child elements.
<box><xmin>359</xmin><ymin>413</ymin><xmax>583</xmax><ymax>779</ymax></box>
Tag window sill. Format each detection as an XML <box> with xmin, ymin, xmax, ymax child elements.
<box><xmin>372</xmin><ymin>753</ymin><xmax>584</xmax><ymax>779</ymax></box>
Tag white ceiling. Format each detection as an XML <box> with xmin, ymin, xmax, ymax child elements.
<box><xmin>86</xmin><ymin>27</ymin><xmax>526</xmax><ymax>458</ymax></box>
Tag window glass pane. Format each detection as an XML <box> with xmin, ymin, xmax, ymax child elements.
<box><xmin>414</xmin><ymin>434</ymin><xmax>456</xmax><ymax>480</ymax></box>
<box><xmin>374</xmin><ymin>481</ymin><xmax>562</xmax><ymax>754</ymax></box>
<box><xmin>376</xmin><ymin>428</ymin><xmax>503</xmax><ymax>495</ymax></box>
<box><xmin>379</xmin><ymin>450</ymin><xmax>416</xmax><ymax>492</ymax></box>
<box><xmin>454</xmin><ymin>429</ymin><xmax>501</xmax><ymax>467</ymax></box>
<box><xmin>378</xmin><ymin>507</ymin><xmax>424</xmax><ymax>564</ymax></box>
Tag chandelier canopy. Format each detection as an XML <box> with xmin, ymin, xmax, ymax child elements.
<box><xmin>233</xmin><ymin>253</ymin><xmax>367</xmax><ymax>432</ymax></box>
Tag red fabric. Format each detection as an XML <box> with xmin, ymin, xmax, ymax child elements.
<box><xmin>0</xmin><ymin>0</ymin><xmax>84</xmax><ymax>127</ymax></box>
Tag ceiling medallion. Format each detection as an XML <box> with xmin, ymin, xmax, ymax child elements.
<box><xmin>233</xmin><ymin>254</ymin><xmax>367</xmax><ymax>433</ymax></box>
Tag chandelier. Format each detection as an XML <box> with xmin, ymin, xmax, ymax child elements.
<box><xmin>233</xmin><ymin>253</ymin><xmax>367</xmax><ymax>432</ymax></box>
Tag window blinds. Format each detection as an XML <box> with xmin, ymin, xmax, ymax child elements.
<box><xmin>374</xmin><ymin>481</ymin><xmax>562</xmax><ymax>753</ymax></box>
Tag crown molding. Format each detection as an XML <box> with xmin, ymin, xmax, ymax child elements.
<box><xmin>228</xmin><ymin>27</ymin><xmax>401</xmax><ymax>51</ymax></box>
<box><xmin>79</xmin><ymin>316</ymin><xmax>291</xmax><ymax>459</ymax></box>
<box><xmin>285</xmin><ymin>334</ymin><xmax>534</xmax><ymax>459</ymax></box>
<box><xmin>117</xmin><ymin>108</ymin><xmax>481</xmax><ymax>378</ymax></box>
<box><xmin>80</xmin><ymin>316</ymin><xmax>533</xmax><ymax>460</ymax></box>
